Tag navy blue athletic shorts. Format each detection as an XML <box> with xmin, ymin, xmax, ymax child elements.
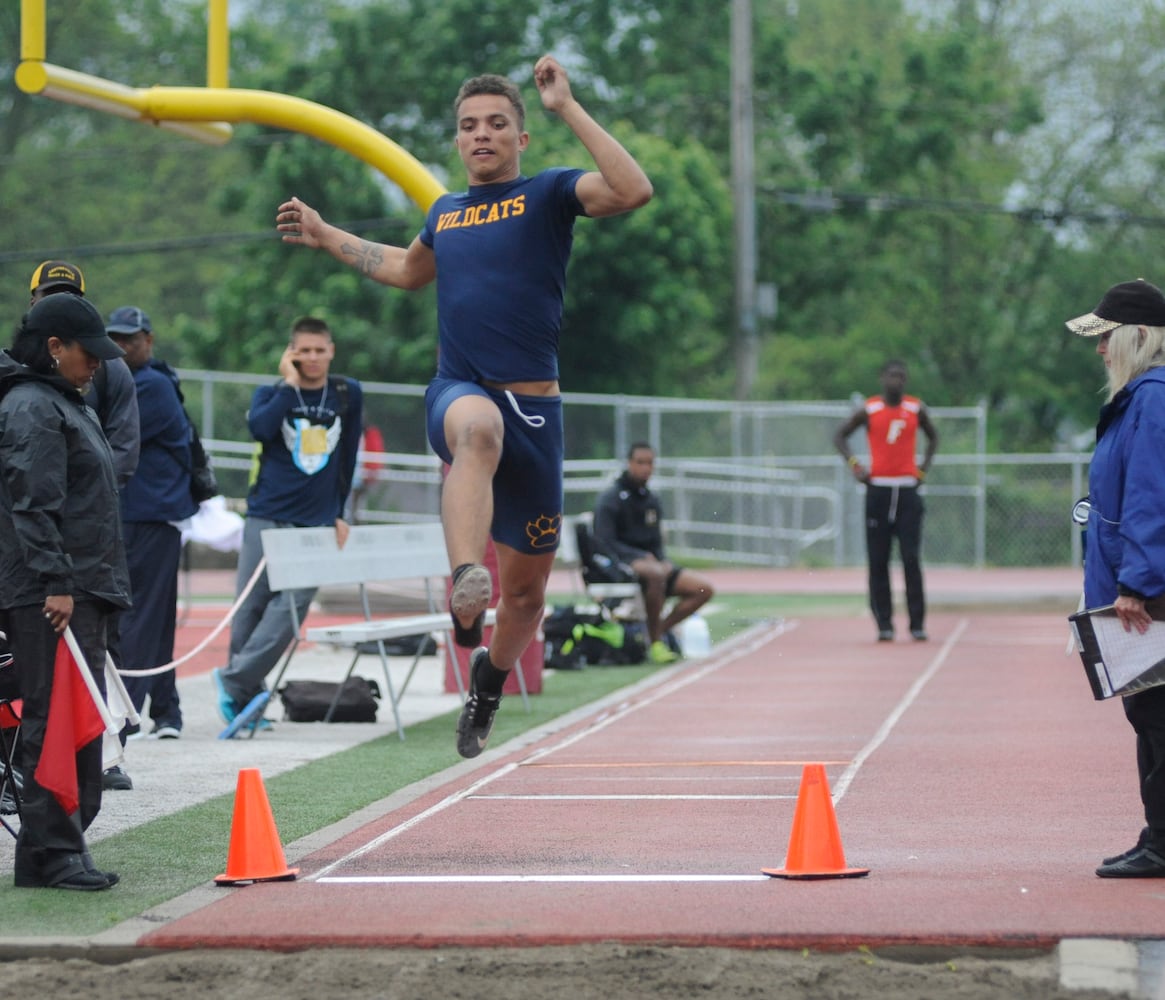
<box><xmin>425</xmin><ymin>377</ymin><xmax>563</xmax><ymax>555</ymax></box>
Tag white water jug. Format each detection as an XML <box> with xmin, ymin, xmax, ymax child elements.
<box><xmin>678</xmin><ymin>614</ymin><xmax>711</xmax><ymax>658</ymax></box>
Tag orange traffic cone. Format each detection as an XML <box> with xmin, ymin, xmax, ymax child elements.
<box><xmin>214</xmin><ymin>768</ymin><xmax>299</xmax><ymax>885</ymax></box>
<box><xmin>762</xmin><ymin>763</ymin><xmax>869</xmax><ymax>879</ymax></box>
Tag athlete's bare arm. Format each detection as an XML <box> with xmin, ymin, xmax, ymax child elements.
<box><xmin>276</xmin><ymin>196</ymin><xmax>436</xmax><ymax>290</ymax></box>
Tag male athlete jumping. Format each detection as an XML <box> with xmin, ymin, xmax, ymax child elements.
<box><xmin>276</xmin><ymin>54</ymin><xmax>652</xmax><ymax>757</ymax></box>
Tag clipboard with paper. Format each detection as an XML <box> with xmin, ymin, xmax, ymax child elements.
<box><xmin>1069</xmin><ymin>598</ymin><xmax>1165</xmax><ymax>700</ymax></box>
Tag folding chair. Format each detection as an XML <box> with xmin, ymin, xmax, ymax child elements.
<box><xmin>573</xmin><ymin>519</ymin><xmax>645</xmax><ymax>621</ymax></box>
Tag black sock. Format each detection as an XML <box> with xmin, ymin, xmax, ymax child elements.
<box><xmin>475</xmin><ymin>651</ymin><xmax>509</xmax><ymax>698</ymax></box>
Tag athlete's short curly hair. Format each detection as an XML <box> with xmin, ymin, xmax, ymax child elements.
<box><xmin>454</xmin><ymin>74</ymin><xmax>525</xmax><ymax>131</ymax></box>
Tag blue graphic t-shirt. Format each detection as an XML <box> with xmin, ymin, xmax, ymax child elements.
<box><xmin>419</xmin><ymin>167</ymin><xmax>587</xmax><ymax>383</ymax></box>
<box><xmin>245</xmin><ymin>378</ymin><xmax>363</xmax><ymax>526</ymax></box>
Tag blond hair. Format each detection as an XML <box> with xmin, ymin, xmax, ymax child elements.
<box><xmin>1105</xmin><ymin>325</ymin><xmax>1165</xmax><ymax>400</ymax></box>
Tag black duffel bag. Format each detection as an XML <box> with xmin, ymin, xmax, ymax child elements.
<box><xmin>278</xmin><ymin>676</ymin><xmax>380</xmax><ymax>723</ymax></box>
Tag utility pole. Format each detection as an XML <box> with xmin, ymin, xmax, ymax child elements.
<box><xmin>731</xmin><ymin>0</ymin><xmax>758</xmax><ymax>400</ymax></box>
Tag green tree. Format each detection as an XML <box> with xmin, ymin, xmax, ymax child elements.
<box><xmin>198</xmin><ymin>0</ymin><xmax>735</xmax><ymax>399</ymax></box>
<box><xmin>9</xmin><ymin>0</ymin><xmax>1165</xmax><ymax>451</ymax></box>
<box><xmin>751</xmin><ymin>1</ymin><xmax>1045</xmax><ymax>442</ymax></box>
<box><xmin>0</xmin><ymin>0</ymin><xmax>256</xmax><ymax>345</ymax></box>
<box><xmin>551</xmin><ymin>131</ymin><xmax>733</xmax><ymax>398</ymax></box>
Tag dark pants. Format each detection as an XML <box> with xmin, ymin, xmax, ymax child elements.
<box><xmin>1123</xmin><ymin>685</ymin><xmax>1165</xmax><ymax>849</ymax></box>
<box><xmin>864</xmin><ymin>484</ymin><xmax>926</xmax><ymax>633</ymax></box>
<box><xmin>1</xmin><ymin>600</ymin><xmax>110</xmax><ymax>877</ymax></box>
<box><xmin>115</xmin><ymin>522</ymin><xmax>183</xmax><ymax>730</ymax></box>
<box><xmin>222</xmin><ymin>517</ymin><xmax>315</xmax><ymax>705</ymax></box>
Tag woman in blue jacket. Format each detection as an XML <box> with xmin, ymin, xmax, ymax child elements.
<box><xmin>1068</xmin><ymin>279</ymin><xmax>1165</xmax><ymax>878</ymax></box>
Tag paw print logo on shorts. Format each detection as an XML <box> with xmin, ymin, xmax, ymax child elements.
<box><xmin>526</xmin><ymin>513</ymin><xmax>562</xmax><ymax>550</ymax></box>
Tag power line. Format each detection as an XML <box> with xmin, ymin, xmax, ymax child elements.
<box><xmin>764</xmin><ymin>187</ymin><xmax>1165</xmax><ymax>228</ymax></box>
<box><xmin>0</xmin><ymin>217</ymin><xmax>415</xmax><ymax>265</ymax></box>
<box><xmin>5</xmin><ymin>187</ymin><xmax>1157</xmax><ymax>267</ymax></box>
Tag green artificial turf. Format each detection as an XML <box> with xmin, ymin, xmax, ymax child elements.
<box><xmin>0</xmin><ymin>662</ymin><xmax>661</xmax><ymax>937</ymax></box>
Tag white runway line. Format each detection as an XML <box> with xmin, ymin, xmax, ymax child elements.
<box><xmin>308</xmin><ymin>760</ymin><xmax>521</xmax><ymax>880</ymax></box>
<box><xmin>831</xmin><ymin>617</ymin><xmax>969</xmax><ymax>804</ymax></box>
<box><xmin>469</xmin><ymin>793</ymin><xmax>795</xmax><ymax>801</ymax></box>
<box><xmin>319</xmin><ymin>874</ymin><xmax>772</xmax><ymax>884</ymax></box>
<box><xmin>307</xmin><ymin>620</ymin><xmax>791</xmax><ymax>882</ymax></box>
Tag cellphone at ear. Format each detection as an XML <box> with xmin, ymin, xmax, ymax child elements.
<box><xmin>292</xmin><ymin>359</ymin><xmax>303</xmax><ymax>372</ymax></box>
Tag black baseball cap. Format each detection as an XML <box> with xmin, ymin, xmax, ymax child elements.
<box><xmin>1065</xmin><ymin>278</ymin><xmax>1165</xmax><ymax>337</ymax></box>
<box><xmin>105</xmin><ymin>306</ymin><xmax>152</xmax><ymax>335</ymax></box>
<box><xmin>24</xmin><ymin>294</ymin><xmax>125</xmax><ymax>361</ymax></box>
<box><xmin>29</xmin><ymin>260</ymin><xmax>85</xmax><ymax>296</ymax></box>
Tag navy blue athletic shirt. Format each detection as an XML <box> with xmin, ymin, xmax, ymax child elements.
<box><xmin>419</xmin><ymin>167</ymin><xmax>586</xmax><ymax>383</ymax></box>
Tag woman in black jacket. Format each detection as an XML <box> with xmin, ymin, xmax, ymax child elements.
<box><xmin>0</xmin><ymin>294</ymin><xmax>130</xmax><ymax>890</ymax></box>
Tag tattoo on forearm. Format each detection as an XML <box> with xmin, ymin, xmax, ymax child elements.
<box><xmin>340</xmin><ymin>239</ymin><xmax>385</xmax><ymax>277</ymax></box>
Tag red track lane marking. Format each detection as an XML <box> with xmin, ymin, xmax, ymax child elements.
<box><xmin>832</xmin><ymin>617</ymin><xmax>968</xmax><ymax>803</ymax></box>
<box><xmin>307</xmin><ymin>620</ymin><xmax>793</xmax><ymax>882</ymax></box>
<box><xmin>519</xmin><ymin>620</ymin><xmax>797</xmax><ymax>764</ymax></box>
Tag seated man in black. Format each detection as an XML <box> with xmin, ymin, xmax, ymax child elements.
<box><xmin>592</xmin><ymin>442</ymin><xmax>714</xmax><ymax>664</ymax></box>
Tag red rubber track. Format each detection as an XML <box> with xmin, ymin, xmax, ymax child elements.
<box><xmin>141</xmin><ymin>606</ymin><xmax>1158</xmax><ymax>952</ymax></box>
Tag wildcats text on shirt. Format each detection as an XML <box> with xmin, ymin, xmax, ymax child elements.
<box><xmin>434</xmin><ymin>194</ymin><xmax>527</xmax><ymax>232</ymax></box>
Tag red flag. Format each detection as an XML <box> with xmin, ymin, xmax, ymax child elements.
<box><xmin>34</xmin><ymin>637</ymin><xmax>106</xmax><ymax>814</ymax></box>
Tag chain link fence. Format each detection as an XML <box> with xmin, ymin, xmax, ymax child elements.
<box><xmin>181</xmin><ymin>369</ymin><xmax>1087</xmax><ymax>569</ymax></box>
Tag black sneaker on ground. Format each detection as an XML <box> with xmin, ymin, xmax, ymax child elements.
<box><xmin>102</xmin><ymin>765</ymin><xmax>133</xmax><ymax>791</ymax></box>
<box><xmin>1095</xmin><ymin>845</ymin><xmax>1165</xmax><ymax>878</ymax></box>
<box><xmin>82</xmin><ymin>851</ymin><xmax>120</xmax><ymax>887</ymax></box>
<box><xmin>910</xmin><ymin>629</ymin><xmax>928</xmax><ymax>641</ymax></box>
<box><xmin>456</xmin><ymin>647</ymin><xmax>502</xmax><ymax>759</ymax></box>
<box><xmin>877</xmin><ymin>629</ymin><xmax>894</xmax><ymax>642</ymax></box>
<box><xmin>1103</xmin><ymin>828</ymin><xmax>1150</xmax><ymax>867</ymax></box>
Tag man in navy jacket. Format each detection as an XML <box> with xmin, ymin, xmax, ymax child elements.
<box><xmin>214</xmin><ymin>317</ymin><xmax>362</xmax><ymax>726</ymax></box>
<box><xmin>106</xmin><ymin>306</ymin><xmax>198</xmax><ymax>743</ymax></box>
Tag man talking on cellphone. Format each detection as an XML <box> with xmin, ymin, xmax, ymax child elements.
<box><xmin>211</xmin><ymin>317</ymin><xmax>363</xmax><ymax>732</ymax></box>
